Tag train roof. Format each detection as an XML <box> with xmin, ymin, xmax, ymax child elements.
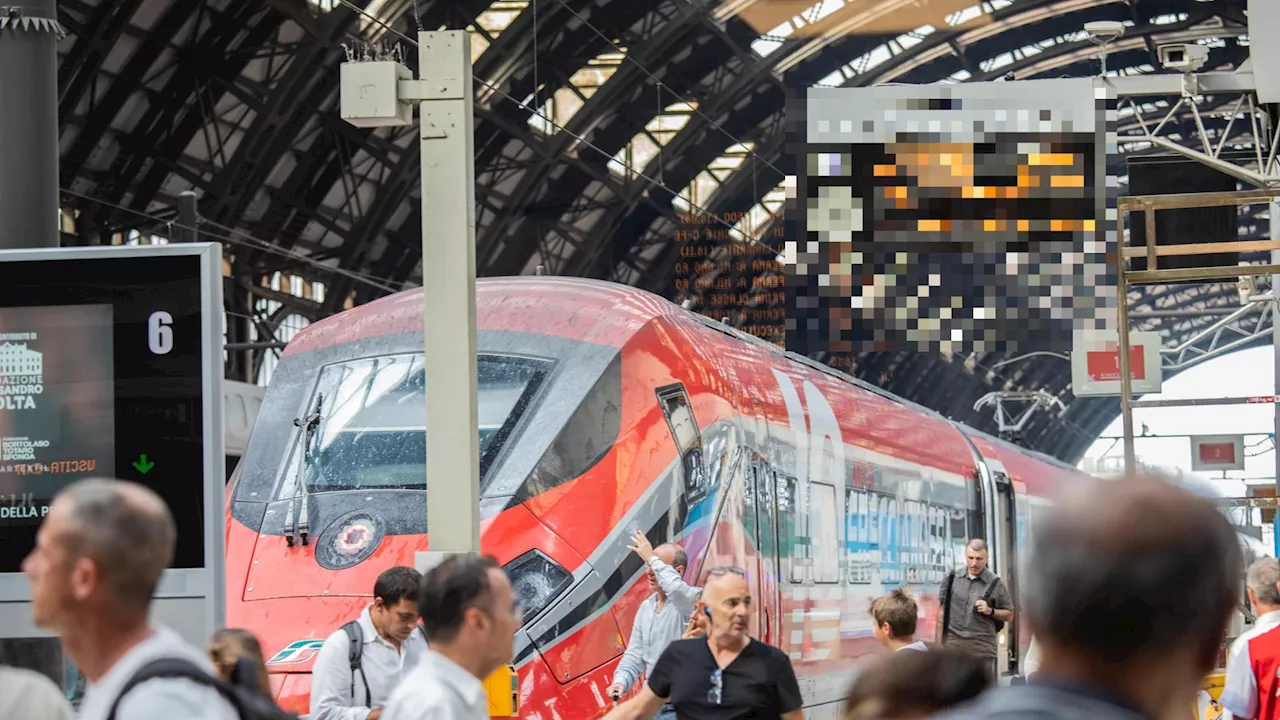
<box><xmin>283</xmin><ymin>277</ymin><xmax>678</xmax><ymax>357</ymax></box>
<box><xmin>283</xmin><ymin>277</ymin><xmax>1084</xmax><ymax>477</ymax></box>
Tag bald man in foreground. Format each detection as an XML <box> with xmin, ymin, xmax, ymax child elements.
<box><xmin>22</xmin><ymin>478</ymin><xmax>238</xmax><ymax>720</ymax></box>
<box><xmin>935</xmin><ymin>475</ymin><xmax>1242</xmax><ymax>720</ymax></box>
<box><xmin>602</xmin><ymin>568</ymin><xmax>802</xmax><ymax>720</ymax></box>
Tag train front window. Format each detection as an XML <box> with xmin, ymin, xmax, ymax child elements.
<box><xmin>277</xmin><ymin>353</ymin><xmax>549</xmax><ymax>496</ymax></box>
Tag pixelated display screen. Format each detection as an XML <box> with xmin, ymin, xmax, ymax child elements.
<box><xmin>786</xmin><ymin>79</ymin><xmax>1115</xmax><ymax>357</ymax></box>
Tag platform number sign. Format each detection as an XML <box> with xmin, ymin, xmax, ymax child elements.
<box><xmin>149</xmin><ymin>311</ymin><xmax>174</xmax><ymax>355</ymax></box>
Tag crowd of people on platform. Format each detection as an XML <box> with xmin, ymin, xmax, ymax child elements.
<box><xmin>1</xmin><ymin>472</ymin><xmax>1274</xmax><ymax>720</ymax></box>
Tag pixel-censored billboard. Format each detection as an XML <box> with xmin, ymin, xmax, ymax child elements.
<box><xmin>785</xmin><ymin>78</ymin><xmax>1117</xmax><ymax>357</ymax></box>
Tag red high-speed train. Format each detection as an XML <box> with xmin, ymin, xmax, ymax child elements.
<box><xmin>225</xmin><ymin>277</ymin><xmax>1086</xmax><ymax>717</ymax></box>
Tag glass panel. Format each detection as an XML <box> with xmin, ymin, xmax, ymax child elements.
<box><xmin>277</xmin><ymin>353</ymin><xmax>548</xmax><ymax>496</ymax></box>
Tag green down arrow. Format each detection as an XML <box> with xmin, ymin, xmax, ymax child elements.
<box><xmin>132</xmin><ymin>455</ymin><xmax>156</xmax><ymax>475</ymax></box>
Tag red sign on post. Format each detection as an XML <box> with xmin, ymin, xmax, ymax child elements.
<box><xmin>1190</xmin><ymin>435</ymin><xmax>1246</xmax><ymax>472</ymax></box>
<box><xmin>1085</xmin><ymin>345</ymin><xmax>1147</xmax><ymax>382</ymax></box>
<box><xmin>1198</xmin><ymin>442</ymin><xmax>1237</xmax><ymax>465</ymax></box>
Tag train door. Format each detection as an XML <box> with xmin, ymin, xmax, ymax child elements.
<box><xmin>989</xmin><ymin>461</ymin><xmax>1019</xmax><ymax>679</ymax></box>
<box><xmin>745</xmin><ymin>452</ymin><xmax>779</xmax><ymax>644</ymax></box>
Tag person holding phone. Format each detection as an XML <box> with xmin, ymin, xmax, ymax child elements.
<box><xmin>606</xmin><ymin>532</ymin><xmax>701</xmax><ymax>718</ymax></box>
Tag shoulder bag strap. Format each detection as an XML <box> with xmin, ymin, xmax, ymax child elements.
<box><xmin>940</xmin><ymin>570</ymin><xmax>956</xmax><ymax>641</ymax></box>
<box><xmin>105</xmin><ymin>657</ymin><xmax>238</xmax><ymax>720</ymax></box>
<box><xmin>340</xmin><ymin>621</ymin><xmax>372</xmax><ymax>708</ymax></box>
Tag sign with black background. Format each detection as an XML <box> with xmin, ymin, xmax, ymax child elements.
<box><xmin>0</xmin><ymin>255</ymin><xmax>205</xmax><ymax>573</ymax></box>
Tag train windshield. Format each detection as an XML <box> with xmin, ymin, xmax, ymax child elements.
<box><xmin>276</xmin><ymin>353</ymin><xmax>549</xmax><ymax>496</ymax></box>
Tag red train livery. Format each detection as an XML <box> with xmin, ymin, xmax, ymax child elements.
<box><xmin>224</xmin><ymin>277</ymin><xmax>1086</xmax><ymax>717</ymax></box>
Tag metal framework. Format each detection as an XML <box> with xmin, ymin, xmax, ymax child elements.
<box><xmin>54</xmin><ymin>0</ymin><xmax>1262</xmax><ymax>462</ymax></box>
<box><xmin>1113</xmin><ymin>189</ymin><xmax>1280</xmax><ymax>476</ymax></box>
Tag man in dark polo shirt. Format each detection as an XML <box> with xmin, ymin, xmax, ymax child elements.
<box><xmin>937</xmin><ymin>539</ymin><xmax>1013</xmax><ymax>680</ymax></box>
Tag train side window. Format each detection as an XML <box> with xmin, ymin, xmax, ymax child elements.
<box><xmin>520</xmin><ymin>354</ymin><xmax>622</xmax><ymax>499</ymax></box>
<box><xmin>809</xmin><ymin>481</ymin><xmax>840</xmax><ymax>583</ymax></box>
<box><xmin>656</xmin><ymin>384</ymin><xmax>707</xmax><ymax>504</ymax></box>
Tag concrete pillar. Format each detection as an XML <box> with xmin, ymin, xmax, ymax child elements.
<box><xmin>0</xmin><ymin>1</ymin><xmax>61</xmax><ymax>249</ymax></box>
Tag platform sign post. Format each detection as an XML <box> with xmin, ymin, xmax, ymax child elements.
<box><xmin>0</xmin><ymin>243</ymin><xmax>225</xmax><ymax>654</ymax></box>
<box><xmin>1270</xmin><ymin>199</ymin><xmax>1279</xmax><ymax>557</ymax></box>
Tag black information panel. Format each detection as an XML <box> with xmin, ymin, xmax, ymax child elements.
<box><xmin>0</xmin><ymin>254</ymin><xmax>205</xmax><ymax>573</ymax></box>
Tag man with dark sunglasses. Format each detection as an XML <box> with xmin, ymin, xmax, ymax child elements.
<box><xmin>602</xmin><ymin>567</ymin><xmax>803</xmax><ymax>720</ymax></box>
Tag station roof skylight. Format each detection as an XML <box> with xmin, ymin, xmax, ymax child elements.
<box><xmin>528</xmin><ymin>50</ymin><xmax>628</xmax><ymax>134</ymax></box>
<box><xmin>609</xmin><ymin>102</ymin><xmax>698</xmax><ymax>178</ymax></box>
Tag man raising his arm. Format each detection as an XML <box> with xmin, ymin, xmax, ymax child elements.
<box><xmin>608</xmin><ymin>531</ymin><xmax>701</xmax><ymax>716</ymax></box>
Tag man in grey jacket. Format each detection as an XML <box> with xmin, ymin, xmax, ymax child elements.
<box><xmin>936</xmin><ymin>474</ymin><xmax>1241</xmax><ymax>720</ymax></box>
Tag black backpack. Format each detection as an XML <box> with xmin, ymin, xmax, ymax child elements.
<box><xmin>339</xmin><ymin>620</ymin><xmax>373</xmax><ymax>707</ymax></box>
<box><xmin>105</xmin><ymin>657</ymin><xmax>296</xmax><ymax>720</ymax></box>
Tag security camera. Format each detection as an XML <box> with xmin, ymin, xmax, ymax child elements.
<box><xmin>1083</xmin><ymin>21</ymin><xmax>1125</xmax><ymax>44</ymax></box>
<box><xmin>1158</xmin><ymin>43</ymin><xmax>1209</xmax><ymax>73</ymax></box>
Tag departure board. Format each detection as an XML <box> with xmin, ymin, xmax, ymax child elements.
<box><xmin>786</xmin><ymin>78</ymin><xmax>1117</xmax><ymax>359</ymax></box>
<box><xmin>671</xmin><ymin>211</ymin><xmax>786</xmax><ymax>346</ymax></box>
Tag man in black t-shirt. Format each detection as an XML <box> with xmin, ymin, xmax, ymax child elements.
<box><xmin>602</xmin><ymin>568</ymin><xmax>804</xmax><ymax>720</ymax></box>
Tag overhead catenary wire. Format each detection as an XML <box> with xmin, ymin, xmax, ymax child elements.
<box><xmin>60</xmin><ymin>188</ymin><xmax>404</xmax><ymax>295</ymax></box>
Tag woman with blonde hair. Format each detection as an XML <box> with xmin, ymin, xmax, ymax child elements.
<box><xmin>208</xmin><ymin>628</ymin><xmax>272</xmax><ymax>698</ymax></box>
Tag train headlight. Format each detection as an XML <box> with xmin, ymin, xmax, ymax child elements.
<box><xmin>316</xmin><ymin>510</ymin><xmax>385</xmax><ymax>570</ymax></box>
<box><xmin>504</xmin><ymin>550</ymin><xmax>572</xmax><ymax>624</ymax></box>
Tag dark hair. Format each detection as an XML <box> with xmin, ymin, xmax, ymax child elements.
<box><xmin>672</xmin><ymin>546</ymin><xmax>688</xmax><ymax>570</ymax></box>
<box><xmin>418</xmin><ymin>554</ymin><xmax>501</xmax><ymax>644</ymax></box>
<box><xmin>1025</xmin><ymin>476</ymin><xmax>1242</xmax><ymax>667</ymax></box>
<box><xmin>869</xmin><ymin>589</ymin><xmax>917</xmax><ymax>639</ymax></box>
<box><xmin>843</xmin><ymin>647</ymin><xmax>989</xmax><ymax>720</ymax></box>
<box><xmin>374</xmin><ymin>566</ymin><xmax>423</xmax><ymax>607</ymax></box>
<box><xmin>59</xmin><ymin>478</ymin><xmax>176</xmax><ymax>611</ymax></box>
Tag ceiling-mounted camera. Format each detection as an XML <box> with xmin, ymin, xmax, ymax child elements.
<box><xmin>1158</xmin><ymin>43</ymin><xmax>1209</xmax><ymax>73</ymax></box>
<box><xmin>1083</xmin><ymin>21</ymin><xmax>1125</xmax><ymax>44</ymax></box>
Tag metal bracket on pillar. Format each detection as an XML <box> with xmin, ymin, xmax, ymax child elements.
<box><xmin>339</xmin><ymin>32</ymin><xmax>481</xmax><ymax>561</ymax></box>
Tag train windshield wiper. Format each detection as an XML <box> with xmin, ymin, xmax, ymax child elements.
<box><xmin>284</xmin><ymin>393</ymin><xmax>324</xmax><ymax>547</ymax></box>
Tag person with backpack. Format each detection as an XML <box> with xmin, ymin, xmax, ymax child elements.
<box><xmin>310</xmin><ymin>566</ymin><xmax>428</xmax><ymax>720</ymax></box>
<box><xmin>935</xmin><ymin>539</ymin><xmax>1013</xmax><ymax>681</ymax></box>
<box><xmin>19</xmin><ymin>478</ymin><xmax>285</xmax><ymax>720</ymax></box>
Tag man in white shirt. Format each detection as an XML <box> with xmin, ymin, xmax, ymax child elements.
<box><xmin>607</xmin><ymin>532</ymin><xmax>701</xmax><ymax>713</ymax></box>
<box><xmin>20</xmin><ymin>478</ymin><xmax>238</xmax><ymax>720</ymax></box>
<box><xmin>0</xmin><ymin>665</ymin><xmax>74</xmax><ymax>720</ymax></box>
<box><xmin>310</xmin><ymin>566</ymin><xmax>428</xmax><ymax>720</ymax></box>
<box><xmin>1220</xmin><ymin>557</ymin><xmax>1280</xmax><ymax>720</ymax></box>
<box><xmin>382</xmin><ymin>554</ymin><xmax>523</xmax><ymax>720</ymax></box>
